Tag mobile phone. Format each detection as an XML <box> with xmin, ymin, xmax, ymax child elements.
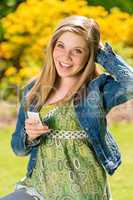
<box><xmin>27</xmin><ymin>111</ymin><xmax>42</xmax><ymax>124</ymax></box>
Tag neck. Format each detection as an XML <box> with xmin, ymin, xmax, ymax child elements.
<box><xmin>55</xmin><ymin>75</ymin><xmax>80</xmax><ymax>90</ymax></box>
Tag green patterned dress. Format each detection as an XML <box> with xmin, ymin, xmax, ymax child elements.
<box><xmin>16</xmin><ymin>99</ymin><xmax>111</xmax><ymax>200</ymax></box>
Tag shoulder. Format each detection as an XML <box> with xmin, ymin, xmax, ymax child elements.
<box><xmin>19</xmin><ymin>78</ymin><xmax>37</xmax><ymax>108</ymax></box>
<box><xmin>22</xmin><ymin>78</ymin><xmax>37</xmax><ymax>96</ymax></box>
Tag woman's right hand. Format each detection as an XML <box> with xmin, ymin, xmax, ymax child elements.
<box><xmin>25</xmin><ymin>118</ymin><xmax>51</xmax><ymax>143</ymax></box>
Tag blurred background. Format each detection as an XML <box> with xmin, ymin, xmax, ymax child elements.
<box><xmin>0</xmin><ymin>0</ymin><xmax>133</xmax><ymax>199</ymax></box>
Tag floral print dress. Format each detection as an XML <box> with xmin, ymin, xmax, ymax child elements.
<box><xmin>16</xmin><ymin>99</ymin><xmax>111</xmax><ymax>200</ymax></box>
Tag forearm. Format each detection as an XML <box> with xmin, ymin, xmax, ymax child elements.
<box><xmin>96</xmin><ymin>43</ymin><xmax>133</xmax><ymax>83</ymax></box>
<box><xmin>11</xmin><ymin>92</ymin><xmax>41</xmax><ymax>156</ymax></box>
<box><xmin>11</xmin><ymin>126</ymin><xmax>32</xmax><ymax>156</ymax></box>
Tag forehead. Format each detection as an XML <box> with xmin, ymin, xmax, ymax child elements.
<box><xmin>57</xmin><ymin>31</ymin><xmax>87</xmax><ymax>48</ymax></box>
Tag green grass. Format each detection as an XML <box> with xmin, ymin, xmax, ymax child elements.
<box><xmin>0</xmin><ymin>123</ymin><xmax>133</xmax><ymax>199</ymax></box>
<box><xmin>0</xmin><ymin>126</ymin><xmax>28</xmax><ymax>196</ymax></box>
<box><xmin>108</xmin><ymin>123</ymin><xmax>133</xmax><ymax>200</ymax></box>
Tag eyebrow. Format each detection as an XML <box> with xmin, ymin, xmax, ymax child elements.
<box><xmin>56</xmin><ymin>40</ymin><xmax>87</xmax><ymax>50</ymax></box>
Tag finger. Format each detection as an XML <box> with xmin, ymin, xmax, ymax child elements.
<box><xmin>25</xmin><ymin>125</ymin><xmax>50</xmax><ymax>133</ymax></box>
<box><xmin>26</xmin><ymin>129</ymin><xmax>51</xmax><ymax>138</ymax></box>
<box><xmin>30</xmin><ymin>127</ymin><xmax>51</xmax><ymax>133</ymax></box>
<box><xmin>25</xmin><ymin>118</ymin><xmax>39</xmax><ymax>124</ymax></box>
<box><xmin>25</xmin><ymin>123</ymin><xmax>49</xmax><ymax>130</ymax></box>
<box><xmin>25</xmin><ymin>121</ymin><xmax>41</xmax><ymax>129</ymax></box>
<box><xmin>98</xmin><ymin>41</ymin><xmax>104</xmax><ymax>49</ymax></box>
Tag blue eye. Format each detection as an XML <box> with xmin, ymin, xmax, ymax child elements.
<box><xmin>56</xmin><ymin>43</ymin><xmax>64</xmax><ymax>48</ymax></box>
<box><xmin>73</xmin><ymin>49</ymin><xmax>82</xmax><ymax>55</ymax></box>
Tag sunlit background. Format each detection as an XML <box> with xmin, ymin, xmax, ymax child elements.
<box><xmin>0</xmin><ymin>0</ymin><xmax>133</xmax><ymax>199</ymax></box>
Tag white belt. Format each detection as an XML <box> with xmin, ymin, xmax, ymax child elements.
<box><xmin>47</xmin><ymin>129</ymin><xmax>88</xmax><ymax>139</ymax></box>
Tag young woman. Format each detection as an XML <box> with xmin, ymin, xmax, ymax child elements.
<box><xmin>1</xmin><ymin>15</ymin><xmax>133</xmax><ymax>200</ymax></box>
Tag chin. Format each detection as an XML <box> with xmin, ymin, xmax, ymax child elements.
<box><xmin>56</xmin><ymin>69</ymin><xmax>71</xmax><ymax>77</ymax></box>
<box><xmin>58</xmin><ymin>73</ymin><xmax>69</xmax><ymax>78</ymax></box>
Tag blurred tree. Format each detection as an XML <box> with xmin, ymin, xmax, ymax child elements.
<box><xmin>0</xmin><ymin>0</ymin><xmax>132</xmax><ymax>101</ymax></box>
<box><xmin>87</xmin><ymin>0</ymin><xmax>133</xmax><ymax>14</ymax></box>
<box><xmin>0</xmin><ymin>0</ymin><xmax>26</xmax><ymax>41</ymax></box>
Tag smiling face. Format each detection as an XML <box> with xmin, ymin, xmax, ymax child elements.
<box><xmin>53</xmin><ymin>31</ymin><xmax>89</xmax><ymax>78</ymax></box>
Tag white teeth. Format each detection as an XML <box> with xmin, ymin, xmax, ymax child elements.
<box><xmin>60</xmin><ymin>62</ymin><xmax>71</xmax><ymax>68</ymax></box>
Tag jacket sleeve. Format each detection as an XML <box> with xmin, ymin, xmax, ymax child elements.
<box><xmin>11</xmin><ymin>82</ymin><xmax>41</xmax><ymax>156</ymax></box>
<box><xmin>96</xmin><ymin>42</ymin><xmax>133</xmax><ymax>113</ymax></box>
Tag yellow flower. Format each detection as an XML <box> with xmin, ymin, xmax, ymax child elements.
<box><xmin>0</xmin><ymin>0</ymin><xmax>132</xmax><ymax>92</ymax></box>
<box><xmin>5</xmin><ymin>67</ymin><xmax>17</xmax><ymax>76</ymax></box>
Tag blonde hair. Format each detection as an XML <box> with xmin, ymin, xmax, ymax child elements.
<box><xmin>26</xmin><ymin>15</ymin><xmax>101</xmax><ymax>110</ymax></box>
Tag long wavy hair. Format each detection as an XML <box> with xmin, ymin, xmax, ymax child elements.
<box><xmin>26</xmin><ymin>15</ymin><xmax>101</xmax><ymax>110</ymax></box>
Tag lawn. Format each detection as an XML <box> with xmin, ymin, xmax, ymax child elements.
<box><xmin>0</xmin><ymin>123</ymin><xmax>133</xmax><ymax>199</ymax></box>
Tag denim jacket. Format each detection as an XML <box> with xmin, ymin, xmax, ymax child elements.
<box><xmin>11</xmin><ymin>43</ymin><xmax>133</xmax><ymax>177</ymax></box>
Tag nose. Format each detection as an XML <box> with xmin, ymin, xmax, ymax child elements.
<box><xmin>62</xmin><ymin>50</ymin><xmax>72</xmax><ymax>61</ymax></box>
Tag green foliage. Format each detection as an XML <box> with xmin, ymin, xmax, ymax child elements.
<box><xmin>87</xmin><ymin>0</ymin><xmax>133</xmax><ymax>14</ymax></box>
<box><xmin>0</xmin><ymin>22</ymin><xmax>5</xmax><ymax>41</ymax></box>
<box><xmin>0</xmin><ymin>0</ymin><xmax>26</xmax><ymax>18</ymax></box>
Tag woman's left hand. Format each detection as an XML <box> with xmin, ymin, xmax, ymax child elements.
<box><xmin>98</xmin><ymin>41</ymin><xmax>104</xmax><ymax>49</ymax></box>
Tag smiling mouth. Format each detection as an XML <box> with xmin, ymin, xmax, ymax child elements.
<box><xmin>59</xmin><ymin>61</ymin><xmax>72</xmax><ymax>68</ymax></box>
